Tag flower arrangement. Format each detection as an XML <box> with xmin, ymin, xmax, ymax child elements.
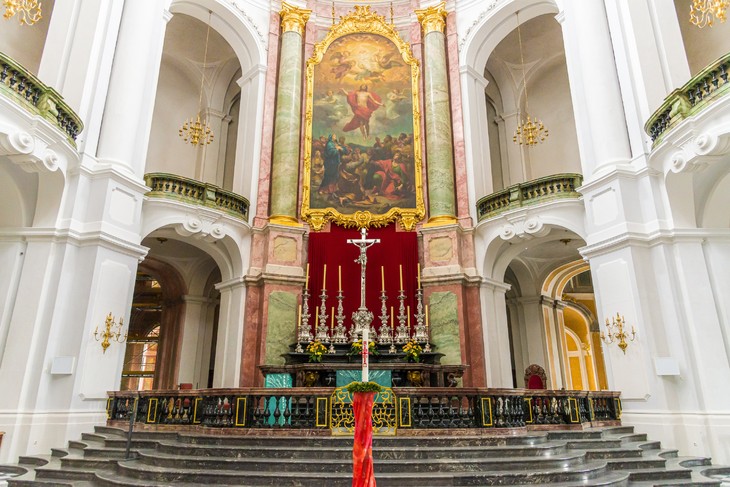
<box><xmin>402</xmin><ymin>340</ymin><xmax>423</xmax><ymax>363</ymax></box>
<box><xmin>345</xmin><ymin>381</ymin><xmax>382</xmax><ymax>393</ymax></box>
<box><xmin>306</xmin><ymin>340</ymin><xmax>327</xmax><ymax>363</ymax></box>
<box><xmin>348</xmin><ymin>338</ymin><xmax>379</xmax><ymax>356</ymax></box>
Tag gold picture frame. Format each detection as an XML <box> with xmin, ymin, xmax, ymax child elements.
<box><xmin>301</xmin><ymin>6</ymin><xmax>425</xmax><ymax>231</ymax></box>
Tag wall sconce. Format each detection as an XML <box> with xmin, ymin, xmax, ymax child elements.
<box><xmin>94</xmin><ymin>312</ymin><xmax>127</xmax><ymax>354</ymax></box>
<box><xmin>600</xmin><ymin>313</ymin><xmax>636</xmax><ymax>354</ymax></box>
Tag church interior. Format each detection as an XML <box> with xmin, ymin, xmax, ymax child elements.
<box><xmin>1</xmin><ymin>0</ymin><xmax>729</xmax><ymax>484</ymax></box>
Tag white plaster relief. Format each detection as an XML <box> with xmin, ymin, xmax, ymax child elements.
<box><xmin>499</xmin><ymin>216</ymin><xmax>551</xmax><ymax>240</ymax></box>
<box><xmin>458</xmin><ymin>0</ymin><xmax>501</xmax><ymax>52</ymax></box>
<box><xmin>667</xmin><ymin>132</ymin><xmax>730</xmax><ymax>174</ymax></box>
<box><xmin>176</xmin><ymin>214</ymin><xmax>227</xmax><ymax>242</ymax></box>
<box><xmin>0</xmin><ymin>131</ymin><xmax>64</xmax><ymax>175</ymax></box>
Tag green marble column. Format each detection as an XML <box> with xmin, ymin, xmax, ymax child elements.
<box><xmin>416</xmin><ymin>3</ymin><xmax>457</xmax><ymax>226</ymax></box>
<box><xmin>269</xmin><ymin>3</ymin><xmax>310</xmax><ymax>226</ymax></box>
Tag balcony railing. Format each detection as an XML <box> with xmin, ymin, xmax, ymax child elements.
<box><xmin>476</xmin><ymin>173</ymin><xmax>583</xmax><ymax>221</ymax></box>
<box><xmin>107</xmin><ymin>387</ymin><xmax>621</xmax><ymax>432</ymax></box>
<box><xmin>144</xmin><ymin>173</ymin><xmax>250</xmax><ymax>221</ymax></box>
<box><xmin>646</xmin><ymin>52</ymin><xmax>730</xmax><ymax>146</ymax></box>
<box><xmin>0</xmin><ymin>51</ymin><xmax>83</xmax><ymax>146</ymax></box>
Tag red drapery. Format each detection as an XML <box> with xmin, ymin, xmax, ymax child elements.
<box><xmin>352</xmin><ymin>391</ymin><xmax>376</xmax><ymax>487</ymax></box>
<box><xmin>307</xmin><ymin>225</ymin><xmax>418</xmax><ymax>335</ymax></box>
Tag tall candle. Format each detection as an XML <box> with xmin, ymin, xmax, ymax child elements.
<box><xmin>331</xmin><ymin>307</ymin><xmax>335</xmax><ymax>331</ymax></box>
<box><xmin>297</xmin><ymin>304</ymin><xmax>302</xmax><ymax>331</ymax></box>
<box><xmin>322</xmin><ymin>264</ymin><xmax>327</xmax><ymax>289</ymax></box>
<box><xmin>390</xmin><ymin>306</ymin><xmax>394</xmax><ymax>328</ymax></box>
<box><xmin>381</xmin><ymin>266</ymin><xmax>385</xmax><ymax>292</ymax></box>
<box><xmin>417</xmin><ymin>263</ymin><xmax>421</xmax><ymax>289</ymax></box>
<box><xmin>425</xmin><ymin>304</ymin><xmax>429</xmax><ymax>329</ymax></box>
<box><xmin>305</xmin><ymin>263</ymin><xmax>310</xmax><ymax>289</ymax></box>
<box><xmin>315</xmin><ymin>310</ymin><xmax>319</xmax><ymax>329</ymax></box>
<box><xmin>407</xmin><ymin>305</ymin><xmax>411</xmax><ymax>331</ymax></box>
<box><xmin>399</xmin><ymin>265</ymin><xmax>403</xmax><ymax>290</ymax></box>
<box><xmin>338</xmin><ymin>265</ymin><xmax>342</xmax><ymax>292</ymax></box>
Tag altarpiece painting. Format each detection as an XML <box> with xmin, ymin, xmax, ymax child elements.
<box><xmin>301</xmin><ymin>6</ymin><xmax>425</xmax><ymax>230</ymax></box>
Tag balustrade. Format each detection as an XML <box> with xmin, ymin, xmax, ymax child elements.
<box><xmin>646</xmin><ymin>52</ymin><xmax>730</xmax><ymax>145</ymax></box>
<box><xmin>476</xmin><ymin>174</ymin><xmax>583</xmax><ymax>221</ymax></box>
<box><xmin>0</xmin><ymin>51</ymin><xmax>83</xmax><ymax>145</ymax></box>
<box><xmin>107</xmin><ymin>388</ymin><xmax>620</xmax><ymax>433</ymax></box>
<box><xmin>144</xmin><ymin>173</ymin><xmax>250</xmax><ymax>221</ymax></box>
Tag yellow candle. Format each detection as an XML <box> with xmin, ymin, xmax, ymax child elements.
<box><xmin>305</xmin><ymin>263</ymin><xmax>309</xmax><ymax>289</ymax></box>
<box><xmin>399</xmin><ymin>265</ymin><xmax>403</xmax><ymax>290</ymax></box>
<box><xmin>297</xmin><ymin>304</ymin><xmax>302</xmax><ymax>331</ymax></box>
<box><xmin>381</xmin><ymin>266</ymin><xmax>385</xmax><ymax>292</ymax></box>
<box><xmin>315</xmin><ymin>310</ymin><xmax>319</xmax><ymax>329</ymax></box>
<box><xmin>338</xmin><ymin>265</ymin><xmax>342</xmax><ymax>292</ymax></box>
<box><xmin>322</xmin><ymin>264</ymin><xmax>327</xmax><ymax>289</ymax></box>
<box><xmin>331</xmin><ymin>307</ymin><xmax>335</xmax><ymax>331</ymax></box>
<box><xmin>407</xmin><ymin>305</ymin><xmax>411</xmax><ymax>330</ymax></box>
<box><xmin>425</xmin><ymin>304</ymin><xmax>429</xmax><ymax>329</ymax></box>
<box><xmin>390</xmin><ymin>306</ymin><xmax>394</xmax><ymax>328</ymax></box>
<box><xmin>417</xmin><ymin>263</ymin><xmax>421</xmax><ymax>289</ymax></box>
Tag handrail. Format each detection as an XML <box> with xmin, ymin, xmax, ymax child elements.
<box><xmin>106</xmin><ymin>387</ymin><xmax>621</xmax><ymax>431</ymax></box>
<box><xmin>645</xmin><ymin>52</ymin><xmax>730</xmax><ymax>146</ymax></box>
<box><xmin>476</xmin><ymin>173</ymin><xmax>583</xmax><ymax>221</ymax></box>
<box><xmin>144</xmin><ymin>173</ymin><xmax>250</xmax><ymax>221</ymax></box>
<box><xmin>0</xmin><ymin>51</ymin><xmax>83</xmax><ymax>146</ymax></box>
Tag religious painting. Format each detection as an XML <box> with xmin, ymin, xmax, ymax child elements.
<box><xmin>301</xmin><ymin>6</ymin><xmax>425</xmax><ymax>231</ymax></box>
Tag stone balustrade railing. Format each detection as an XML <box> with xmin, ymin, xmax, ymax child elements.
<box><xmin>0</xmin><ymin>51</ymin><xmax>83</xmax><ymax>145</ymax></box>
<box><xmin>476</xmin><ymin>173</ymin><xmax>583</xmax><ymax>221</ymax></box>
<box><xmin>144</xmin><ymin>173</ymin><xmax>250</xmax><ymax>221</ymax></box>
<box><xmin>646</xmin><ymin>52</ymin><xmax>730</xmax><ymax>145</ymax></box>
<box><xmin>107</xmin><ymin>387</ymin><xmax>621</xmax><ymax>431</ymax></box>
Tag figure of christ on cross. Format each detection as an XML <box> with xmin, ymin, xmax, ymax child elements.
<box><xmin>347</xmin><ymin>227</ymin><xmax>380</xmax><ymax>382</ymax></box>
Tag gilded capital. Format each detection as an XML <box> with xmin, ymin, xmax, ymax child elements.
<box><xmin>280</xmin><ymin>2</ymin><xmax>311</xmax><ymax>36</ymax></box>
<box><xmin>416</xmin><ymin>2</ymin><xmax>447</xmax><ymax>35</ymax></box>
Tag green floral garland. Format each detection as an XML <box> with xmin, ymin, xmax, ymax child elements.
<box><xmin>345</xmin><ymin>381</ymin><xmax>383</xmax><ymax>393</ymax></box>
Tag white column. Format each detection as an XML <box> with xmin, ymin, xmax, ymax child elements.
<box><xmin>459</xmin><ymin>66</ymin><xmax>492</xmax><ymax>221</ymax></box>
<box><xmin>557</xmin><ymin>2</ymin><xmax>631</xmax><ymax>178</ymax></box>
<box><xmin>177</xmin><ymin>295</ymin><xmax>208</xmax><ymax>385</ymax></box>
<box><xmin>96</xmin><ymin>0</ymin><xmax>170</xmax><ymax>176</ymax></box>
<box><xmin>212</xmin><ymin>278</ymin><xmax>247</xmax><ymax>387</ymax></box>
<box><xmin>37</xmin><ymin>0</ymin><xmax>124</xmax><ymax>155</ymax></box>
<box><xmin>603</xmin><ymin>0</ymin><xmax>691</xmax><ymax>158</ymax></box>
<box><xmin>479</xmin><ymin>278</ymin><xmax>512</xmax><ymax>387</ymax></box>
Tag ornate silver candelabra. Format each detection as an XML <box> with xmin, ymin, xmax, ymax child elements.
<box><xmin>315</xmin><ymin>289</ymin><xmax>330</xmax><ymax>343</ymax></box>
<box><xmin>377</xmin><ymin>290</ymin><xmax>393</xmax><ymax>345</ymax></box>
<box><xmin>394</xmin><ymin>289</ymin><xmax>409</xmax><ymax>344</ymax></box>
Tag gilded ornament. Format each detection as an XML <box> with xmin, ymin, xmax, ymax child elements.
<box><xmin>300</xmin><ymin>5</ymin><xmax>425</xmax><ymax>231</ymax></box>
<box><xmin>280</xmin><ymin>2</ymin><xmax>311</xmax><ymax>35</ymax></box>
<box><xmin>415</xmin><ymin>2</ymin><xmax>447</xmax><ymax>35</ymax></box>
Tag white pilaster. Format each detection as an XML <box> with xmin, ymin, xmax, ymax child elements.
<box><xmin>212</xmin><ymin>278</ymin><xmax>247</xmax><ymax>387</ymax></box>
<box><xmin>479</xmin><ymin>278</ymin><xmax>512</xmax><ymax>387</ymax></box>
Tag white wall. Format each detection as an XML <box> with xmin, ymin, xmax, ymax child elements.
<box><xmin>0</xmin><ymin>0</ymin><xmax>53</xmax><ymax>75</ymax></box>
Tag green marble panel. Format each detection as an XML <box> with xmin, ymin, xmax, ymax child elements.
<box><xmin>429</xmin><ymin>291</ymin><xmax>461</xmax><ymax>365</ymax></box>
<box><xmin>264</xmin><ymin>291</ymin><xmax>297</xmax><ymax>365</ymax></box>
<box><xmin>270</xmin><ymin>31</ymin><xmax>304</xmax><ymax>218</ymax></box>
<box><xmin>423</xmin><ymin>32</ymin><xmax>456</xmax><ymax>218</ymax></box>
<box><xmin>264</xmin><ymin>373</ymin><xmax>293</xmax><ymax>388</ymax></box>
<box><xmin>336</xmin><ymin>370</ymin><xmax>391</xmax><ymax>389</ymax></box>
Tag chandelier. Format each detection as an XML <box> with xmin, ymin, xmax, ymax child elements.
<box><xmin>512</xmin><ymin>12</ymin><xmax>548</xmax><ymax>147</ymax></box>
<box><xmin>179</xmin><ymin>11</ymin><xmax>214</xmax><ymax>146</ymax></box>
<box><xmin>2</xmin><ymin>0</ymin><xmax>42</xmax><ymax>25</ymax></box>
<box><xmin>690</xmin><ymin>0</ymin><xmax>728</xmax><ymax>28</ymax></box>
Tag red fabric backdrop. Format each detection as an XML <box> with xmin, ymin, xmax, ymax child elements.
<box><xmin>307</xmin><ymin>225</ymin><xmax>418</xmax><ymax>335</ymax></box>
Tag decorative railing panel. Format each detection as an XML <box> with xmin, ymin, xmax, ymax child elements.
<box><xmin>646</xmin><ymin>52</ymin><xmax>730</xmax><ymax>145</ymax></box>
<box><xmin>476</xmin><ymin>173</ymin><xmax>583</xmax><ymax>221</ymax></box>
<box><xmin>0</xmin><ymin>51</ymin><xmax>83</xmax><ymax>145</ymax></box>
<box><xmin>108</xmin><ymin>388</ymin><xmax>620</xmax><ymax>433</ymax></box>
<box><xmin>144</xmin><ymin>173</ymin><xmax>250</xmax><ymax>221</ymax></box>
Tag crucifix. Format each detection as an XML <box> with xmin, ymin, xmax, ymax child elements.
<box><xmin>347</xmin><ymin>227</ymin><xmax>380</xmax><ymax>382</ymax></box>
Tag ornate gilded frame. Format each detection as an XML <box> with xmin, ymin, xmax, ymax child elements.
<box><xmin>301</xmin><ymin>6</ymin><xmax>425</xmax><ymax>231</ymax></box>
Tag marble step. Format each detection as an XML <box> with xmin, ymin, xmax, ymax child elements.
<box><xmin>153</xmin><ymin>439</ymin><xmax>569</xmax><ymax>460</ymax></box>
<box><xmin>133</xmin><ymin>449</ymin><xmax>592</xmax><ymax>473</ymax></box>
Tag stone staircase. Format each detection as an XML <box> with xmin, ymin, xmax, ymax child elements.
<box><xmin>2</xmin><ymin>426</ymin><xmax>728</xmax><ymax>486</ymax></box>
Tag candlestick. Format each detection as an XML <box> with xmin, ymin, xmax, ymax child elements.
<box><xmin>338</xmin><ymin>265</ymin><xmax>342</xmax><ymax>292</ymax></box>
<box><xmin>381</xmin><ymin>266</ymin><xmax>385</xmax><ymax>292</ymax></box>
<box><xmin>305</xmin><ymin>263</ymin><xmax>310</xmax><ymax>289</ymax></box>
<box><xmin>389</xmin><ymin>306</ymin><xmax>396</xmax><ymax>354</ymax></box>
<box><xmin>417</xmin><ymin>263</ymin><xmax>421</xmax><ymax>289</ymax></box>
<box><xmin>322</xmin><ymin>264</ymin><xmax>327</xmax><ymax>289</ymax></box>
<box><xmin>362</xmin><ymin>324</ymin><xmax>369</xmax><ymax>382</ymax></box>
<box><xmin>399</xmin><ymin>264</ymin><xmax>403</xmax><ymax>290</ymax></box>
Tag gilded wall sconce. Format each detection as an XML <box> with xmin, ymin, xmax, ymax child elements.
<box><xmin>94</xmin><ymin>312</ymin><xmax>127</xmax><ymax>354</ymax></box>
<box><xmin>600</xmin><ymin>313</ymin><xmax>636</xmax><ymax>354</ymax></box>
